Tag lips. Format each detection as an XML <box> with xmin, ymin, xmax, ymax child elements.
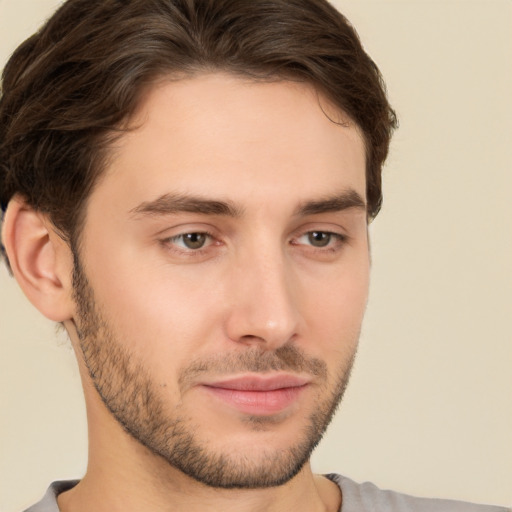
<box><xmin>200</xmin><ymin>374</ymin><xmax>310</xmax><ymax>415</ymax></box>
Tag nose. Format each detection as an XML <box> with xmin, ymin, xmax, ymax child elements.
<box><xmin>224</xmin><ymin>249</ymin><xmax>300</xmax><ymax>350</ymax></box>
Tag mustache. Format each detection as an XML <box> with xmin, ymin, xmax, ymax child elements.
<box><xmin>179</xmin><ymin>345</ymin><xmax>328</xmax><ymax>386</ymax></box>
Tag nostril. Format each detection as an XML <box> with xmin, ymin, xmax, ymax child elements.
<box><xmin>237</xmin><ymin>334</ymin><xmax>267</xmax><ymax>345</ymax></box>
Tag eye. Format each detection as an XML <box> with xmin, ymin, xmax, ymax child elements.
<box><xmin>294</xmin><ymin>230</ymin><xmax>346</xmax><ymax>249</ymax></box>
<box><xmin>306</xmin><ymin>231</ymin><xmax>333</xmax><ymax>247</ymax></box>
<box><xmin>167</xmin><ymin>232</ymin><xmax>211</xmax><ymax>250</ymax></box>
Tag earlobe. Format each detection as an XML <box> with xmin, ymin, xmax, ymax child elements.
<box><xmin>2</xmin><ymin>196</ymin><xmax>74</xmax><ymax>322</ymax></box>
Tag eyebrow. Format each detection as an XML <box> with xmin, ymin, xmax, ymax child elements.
<box><xmin>130</xmin><ymin>189</ymin><xmax>366</xmax><ymax>219</ymax></box>
<box><xmin>130</xmin><ymin>193</ymin><xmax>243</xmax><ymax>218</ymax></box>
<box><xmin>294</xmin><ymin>189</ymin><xmax>367</xmax><ymax>216</ymax></box>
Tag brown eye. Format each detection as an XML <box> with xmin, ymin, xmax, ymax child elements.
<box><xmin>307</xmin><ymin>231</ymin><xmax>332</xmax><ymax>247</ymax></box>
<box><xmin>181</xmin><ymin>233</ymin><xmax>208</xmax><ymax>249</ymax></box>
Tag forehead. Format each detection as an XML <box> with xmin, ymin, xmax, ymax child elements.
<box><xmin>93</xmin><ymin>73</ymin><xmax>366</xmax><ymax>216</ymax></box>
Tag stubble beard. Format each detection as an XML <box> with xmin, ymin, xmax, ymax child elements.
<box><xmin>72</xmin><ymin>254</ymin><xmax>357</xmax><ymax>489</ymax></box>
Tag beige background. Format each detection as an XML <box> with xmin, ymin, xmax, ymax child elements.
<box><xmin>1</xmin><ymin>0</ymin><xmax>511</xmax><ymax>510</ymax></box>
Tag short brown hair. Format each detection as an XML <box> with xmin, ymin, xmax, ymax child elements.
<box><xmin>0</xmin><ymin>0</ymin><xmax>397</xmax><ymax>263</ymax></box>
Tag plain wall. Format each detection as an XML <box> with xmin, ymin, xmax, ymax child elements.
<box><xmin>1</xmin><ymin>1</ymin><xmax>511</xmax><ymax>510</ymax></box>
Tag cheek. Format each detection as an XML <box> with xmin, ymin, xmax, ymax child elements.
<box><xmin>85</xmin><ymin>248</ymin><xmax>218</xmax><ymax>356</ymax></box>
<box><xmin>300</xmin><ymin>257</ymin><xmax>369</xmax><ymax>353</ymax></box>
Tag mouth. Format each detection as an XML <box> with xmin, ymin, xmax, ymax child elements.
<box><xmin>200</xmin><ymin>374</ymin><xmax>311</xmax><ymax>416</ymax></box>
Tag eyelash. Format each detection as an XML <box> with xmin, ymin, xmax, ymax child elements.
<box><xmin>161</xmin><ymin>229</ymin><xmax>347</xmax><ymax>256</ymax></box>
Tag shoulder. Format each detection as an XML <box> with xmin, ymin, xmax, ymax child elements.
<box><xmin>326</xmin><ymin>474</ymin><xmax>510</xmax><ymax>512</ymax></box>
<box><xmin>23</xmin><ymin>481</ymin><xmax>79</xmax><ymax>512</ymax></box>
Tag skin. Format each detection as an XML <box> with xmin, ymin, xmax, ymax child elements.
<box><xmin>4</xmin><ymin>73</ymin><xmax>369</xmax><ymax>512</ymax></box>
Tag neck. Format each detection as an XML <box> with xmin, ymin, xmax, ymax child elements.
<box><xmin>59</xmin><ymin>460</ymin><xmax>338</xmax><ymax>512</ymax></box>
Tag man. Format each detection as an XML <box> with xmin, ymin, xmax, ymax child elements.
<box><xmin>0</xmin><ymin>1</ymin><xmax>509</xmax><ymax>511</ymax></box>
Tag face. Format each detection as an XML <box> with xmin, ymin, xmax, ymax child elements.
<box><xmin>71</xmin><ymin>73</ymin><xmax>369</xmax><ymax>488</ymax></box>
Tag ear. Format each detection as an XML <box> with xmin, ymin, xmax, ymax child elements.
<box><xmin>2</xmin><ymin>196</ymin><xmax>74</xmax><ymax>322</ymax></box>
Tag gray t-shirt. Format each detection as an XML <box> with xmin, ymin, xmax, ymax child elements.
<box><xmin>24</xmin><ymin>475</ymin><xmax>510</xmax><ymax>512</ymax></box>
